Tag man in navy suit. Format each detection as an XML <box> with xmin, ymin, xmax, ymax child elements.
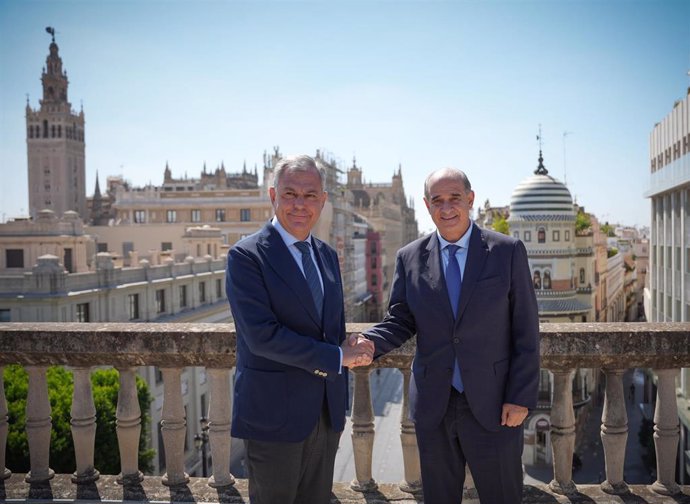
<box><xmin>226</xmin><ymin>155</ymin><xmax>374</xmax><ymax>504</ymax></box>
<box><xmin>363</xmin><ymin>167</ymin><xmax>540</xmax><ymax>503</ymax></box>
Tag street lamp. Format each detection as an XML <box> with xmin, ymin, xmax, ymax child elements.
<box><xmin>194</xmin><ymin>415</ymin><xmax>209</xmax><ymax>477</ymax></box>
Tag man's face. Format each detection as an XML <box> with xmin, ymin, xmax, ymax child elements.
<box><xmin>269</xmin><ymin>168</ymin><xmax>327</xmax><ymax>240</ymax></box>
<box><xmin>424</xmin><ymin>174</ymin><xmax>475</xmax><ymax>242</ymax></box>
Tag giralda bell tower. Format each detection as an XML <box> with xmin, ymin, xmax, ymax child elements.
<box><xmin>26</xmin><ymin>27</ymin><xmax>86</xmax><ymax>219</ymax></box>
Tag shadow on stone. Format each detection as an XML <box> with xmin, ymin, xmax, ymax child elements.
<box><xmin>168</xmin><ymin>483</ymin><xmax>196</xmax><ymax>502</ymax></box>
<box><xmin>28</xmin><ymin>481</ymin><xmax>54</xmax><ymax>500</ymax></box>
<box><xmin>668</xmin><ymin>492</ymin><xmax>690</xmax><ymax>503</ymax></box>
<box><xmin>76</xmin><ymin>480</ymin><xmax>101</xmax><ymax>501</ymax></box>
<box><xmin>215</xmin><ymin>485</ymin><xmax>244</xmax><ymax>503</ymax></box>
<box><xmin>122</xmin><ymin>480</ymin><xmax>148</xmax><ymax>502</ymax></box>
<box><xmin>0</xmin><ymin>480</ymin><xmax>6</xmax><ymax>502</ymax></box>
<box><xmin>522</xmin><ymin>486</ymin><xmax>560</xmax><ymax>503</ymax></box>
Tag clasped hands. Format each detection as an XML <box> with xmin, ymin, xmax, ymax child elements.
<box><xmin>341</xmin><ymin>333</ymin><xmax>375</xmax><ymax>368</ymax></box>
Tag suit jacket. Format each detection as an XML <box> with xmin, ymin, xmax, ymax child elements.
<box><xmin>364</xmin><ymin>225</ymin><xmax>539</xmax><ymax>432</ymax></box>
<box><xmin>226</xmin><ymin>222</ymin><xmax>348</xmax><ymax>442</ymax></box>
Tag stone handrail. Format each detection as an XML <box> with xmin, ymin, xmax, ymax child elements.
<box><xmin>1</xmin><ymin>322</ymin><xmax>690</xmax><ymax>503</ymax></box>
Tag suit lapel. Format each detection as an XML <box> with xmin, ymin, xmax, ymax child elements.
<box><xmin>424</xmin><ymin>234</ymin><xmax>455</xmax><ymax>322</ymax></box>
<box><xmin>456</xmin><ymin>226</ymin><xmax>489</xmax><ymax>322</ymax></box>
<box><xmin>257</xmin><ymin>223</ymin><xmax>322</xmax><ymax>328</ymax></box>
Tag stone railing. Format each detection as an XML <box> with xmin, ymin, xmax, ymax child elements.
<box><xmin>1</xmin><ymin>322</ymin><xmax>689</xmax><ymax>503</ymax></box>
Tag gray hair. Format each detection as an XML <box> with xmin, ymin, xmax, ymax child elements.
<box><xmin>273</xmin><ymin>154</ymin><xmax>324</xmax><ymax>191</ymax></box>
<box><xmin>424</xmin><ymin>167</ymin><xmax>472</xmax><ymax>199</ymax></box>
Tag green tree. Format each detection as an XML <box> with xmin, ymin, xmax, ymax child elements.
<box><xmin>575</xmin><ymin>211</ymin><xmax>591</xmax><ymax>233</ymax></box>
<box><xmin>4</xmin><ymin>365</ymin><xmax>154</xmax><ymax>475</ymax></box>
<box><xmin>491</xmin><ymin>213</ymin><xmax>510</xmax><ymax>236</ymax></box>
<box><xmin>600</xmin><ymin>222</ymin><xmax>616</xmax><ymax>237</ymax></box>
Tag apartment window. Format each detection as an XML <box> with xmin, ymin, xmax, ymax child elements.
<box><xmin>97</xmin><ymin>243</ymin><xmax>108</xmax><ymax>253</ymax></box>
<box><xmin>666</xmin><ymin>247</ymin><xmax>671</xmax><ymax>269</ymax></box>
<box><xmin>538</xmin><ymin>227</ymin><xmax>546</xmax><ymax>243</ymax></box>
<box><xmin>128</xmin><ymin>293</ymin><xmax>140</xmax><ymax>320</ymax></box>
<box><xmin>240</xmin><ymin>208</ymin><xmax>251</xmax><ymax>222</ymax></box>
<box><xmin>687</xmin><ymin>248</ymin><xmax>690</xmax><ymax>273</ymax></box>
<box><xmin>533</xmin><ymin>271</ymin><xmax>541</xmax><ymax>289</ymax></box>
<box><xmin>215</xmin><ymin>209</ymin><xmax>225</xmax><ymax>222</ymax></box>
<box><xmin>524</xmin><ymin>231</ymin><xmax>531</xmax><ymax>242</ymax></box>
<box><xmin>161</xmin><ymin>242</ymin><xmax>173</xmax><ymax>252</ymax></box>
<box><xmin>370</xmin><ymin>242</ymin><xmax>377</xmax><ymax>254</ymax></box>
<box><xmin>191</xmin><ymin>209</ymin><xmax>201</xmax><ymax>222</ymax></box>
<box><xmin>0</xmin><ymin>309</ymin><xmax>10</xmax><ymax>322</ymax></box>
<box><xmin>513</xmin><ymin>231</ymin><xmax>519</xmax><ymax>239</ymax></box>
<box><xmin>371</xmin><ymin>257</ymin><xmax>377</xmax><ymax>268</ymax></box>
<box><xmin>371</xmin><ymin>275</ymin><xmax>377</xmax><ymax>286</ymax></box>
<box><xmin>676</xmin><ymin>247</ymin><xmax>681</xmax><ymax>271</ymax></box>
<box><xmin>134</xmin><ymin>210</ymin><xmax>146</xmax><ymax>223</ymax></box>
<box><xmin>552</xmin><ymin>230</ymin><xmax>560</xmax><ymax>242</ymax></box>
<box><xmin>543</xmin><ymin>271</ymin><xmax>552</xmax><ymax>289</ymax></box>
<box><xmin>76</xmin><ymin>303</ymin><xmax>90</xmax><ymax>322</ymax></box>
<box><xmin>179</xmin><ymin>285</ymin><xmax>188</xmax><ymax>308</ymax></box>
<box><xmin>216</xmin><ymin>279</ymin><xmax>222</xmax><ymax>299</ymax></box>
<box><xmin>6</xmin><ymin>249</ymin><xmax>24</xmax><ymax>268</ymax></box>
<box><xmin>166</xmin><ymin>210</ymin><xmax>177</xmax><ymax>223</ymax></box>
<box><xmin>199</xmin><ymin>282</ymin><xmax>206</xmax><ymax>303</ymax></box>
<box><xmin>155</xmin><ymin>289</ymin><xmax>166</xmax><ymax>314</ymax></box>
<box><xmin>580</xmin><ymin>268</ymin><xmax>586</xmax><ymax>285</ymax></box>
<box><xmin>565</xmin><ymin>230</ymin><xmax>570</xmax><ymax>241</ymax></box>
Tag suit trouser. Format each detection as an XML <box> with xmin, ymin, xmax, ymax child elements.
<box><xmin>244</xmin><ymin>401</ymin><xmax>341</xmax><ymax>504</ymax></box>
<box><xmin>416</xmin><ymin>389</ymin><xmax>524</xmax><ymax>504</ymax></box>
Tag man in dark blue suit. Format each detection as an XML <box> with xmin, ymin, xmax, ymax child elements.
<box><xmin>226</xmin><ymin>155</ymin><xmax>374</xmax><ymax>504</ymax></box>
<box><xmin>363</xmin><ymin>167</ymin><xmax>540</xmax><ymax>503</ymax></box>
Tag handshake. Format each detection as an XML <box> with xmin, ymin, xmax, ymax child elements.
<box><xmin>340</xmin><ymin>333</ymin><xmax>375</xmax><ymax>368</ymax></box>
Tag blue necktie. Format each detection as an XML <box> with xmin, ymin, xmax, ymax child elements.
<box><xmin>295</xmin><ymin>241</ymin><xmax>324</xmax><ymax>321</ymax></box>
<box><xmin>445</xmin><ymin>244</ymin><xmax>464</xmax><ymax>393</ymax></box>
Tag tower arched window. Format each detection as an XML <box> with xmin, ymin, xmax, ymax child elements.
<box><xmin>28</xmin><ymin>127</ymin><xmax>33</xmax><ymax>139</ymax></box>
<box><xmin>57</xmin><ymin>125</ymin><xmax>61</xmax><ymax>138</ymax></box>
<box><xmin>538</xmin><ymin>227</ymin><xmax>546</xmax><ymax>243</ymax></box>
<box><xmin>579</xmin><ymin>268</ymin><xmax>585</xmax><ymax>285</ymax></box>
<box><xmin>543</xmin><ymin>270</ymin><xmax>552</xmax><ymax>289</ymax></box>
<box><xmin>43</xmin><ymin>120</ymin><xmax>48</xmax><ymax>138</ymax></box>
<box><xmin>51</xmin><ymin>125</ymin><xmax>56</xmax><ymax>138</ymax></box>
<box><xmin>533</xmin><ymin>271</ymin><xmax>542</xmax><ymax>290</ymax></box>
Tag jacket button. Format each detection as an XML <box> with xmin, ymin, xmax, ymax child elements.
<box><xmin>453</xmin><ymin>337</ymin><xmax>460</xmax><ymax>344</ymax></box>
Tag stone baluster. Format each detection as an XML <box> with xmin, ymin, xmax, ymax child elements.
<box><xmin>25</xmin><ymin>365</ymin><xmax>54</xmax><ymax>483</ymax></box>
<box><xmin>350</xmin><ymin>366</ymin><xmax>377</xmax><ymax>491</ymax></box>
<box><xmin>548</xmin><ymin>368</ymin><xmax>576</xmax><ymax>495</ymax></box>
<box><xmin>161</xmin><ymin>367</ymin><xmax>189</xmax><ymax>486</ymax></box>
<box><xmin>651</xmin><ymin>368</ymin><xmax>681</xmax><ymax>496</ymax></box>
<box><xmin>600</xmin><ymin>368</ymin><xmax>628</xmax><ymax>494</ymax></box>
<box><xmin>115</xmin><ymin>367</ymin><xmax>143</xmax><ymax>484</ymax></box>
<box><xmin>0</xmin><ymin>366</ymin><xmax>11</xmax><ymax>480</ymax></box>
<box><xmin>207</xmin><ymin>368</ymin><xmax>235</xmax><ymax>488</ymax></box>
<box><xmin>70</xmin><ymin>367</ymin><xmax>99</xmax><ymax>483</ymax></box>
<box><xmin>398</xmin><ymin>367</ymin><xmax>421</xmax><ymax>493</ymax></box>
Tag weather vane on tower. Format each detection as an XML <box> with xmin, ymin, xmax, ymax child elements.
<box><xmin>45</xmin><ymin>26</ymin><xmax>56</xmax><ymax>43</ymax></box>
<box><xmin>535</xmin><ymin>124</ymin><xmax>548</xmax><ymax>175</ymax></box>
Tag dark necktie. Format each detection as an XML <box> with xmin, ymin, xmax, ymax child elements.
<box><xmin>445</xmin><ymin>244</ymin><xmax>464</xmax><ymax>392</ymax></box>
<box><xmin>295</xmin><ymin>241</ymin><xmax>324</xmax><ymax>321</ymax></box>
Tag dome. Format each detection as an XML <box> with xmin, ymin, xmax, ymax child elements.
<box><xmin>509</xmin><ymin>151</ymin><xmax>574</xmax><ymax>220</ymax></box>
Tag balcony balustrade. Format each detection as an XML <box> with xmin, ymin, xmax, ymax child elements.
<box><xmin>0</xmin><ymin>322</ymin><xmax>689</xmax><ymax>503</ymax></box>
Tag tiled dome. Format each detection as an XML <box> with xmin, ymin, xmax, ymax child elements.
<box><xmin>509</xmin><ymin>151</ymin><xmax>574</xmax><ymax>219</ymax></box>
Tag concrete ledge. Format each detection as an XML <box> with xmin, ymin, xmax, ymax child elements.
<box><xmin>1</xmin><ymin>474</ymin><xmax>689</xmax><ymax>503</ymax></box>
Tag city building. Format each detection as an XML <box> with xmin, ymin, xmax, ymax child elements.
<box><xmin>646</xmin><ymin>85</ymin><xmax>689</xmax><ymax>483</ymax></box>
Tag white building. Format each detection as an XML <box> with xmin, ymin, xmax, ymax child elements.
<box><xmin>646</xmin><ymin>85</ymin><xmax>690</xmax><ymax>483</ymax></box>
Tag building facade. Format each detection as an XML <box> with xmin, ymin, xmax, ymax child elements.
<box><xmin>646</xmin><ymin>86</ymin><xmax>690</xmax><ymax>483</ymax></box>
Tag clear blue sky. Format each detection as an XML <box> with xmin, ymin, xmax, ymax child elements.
<box><xmin>1</xmin><ymin>0</ymin><xmax>688</xmax><ymax>233</ymax></box>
